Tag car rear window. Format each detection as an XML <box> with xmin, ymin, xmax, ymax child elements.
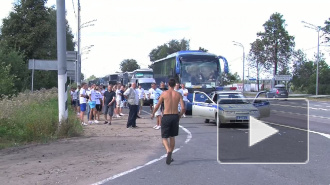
<box><xmin>277</xmin><ymin>87</ymin><xmax>286</xmax><ymax>91</ymax></box>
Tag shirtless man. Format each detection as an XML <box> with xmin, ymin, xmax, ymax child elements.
<box><xmin>151</xmin><ymin>78</ymin><xmax>185</xmax><ymax>165</ymax></box>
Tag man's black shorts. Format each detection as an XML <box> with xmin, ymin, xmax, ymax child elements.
<box><xmin>149</xmin><ymin>99</ymin><xmax>153</xmax><ymax>105</ymax></box>
<box><xmin>161</xmin><ymin>114</ymin><xmax>179</xmax><ymax>138</ymax></box>
<box><xmin>96</xmin><ymin>104</ymin><xmax>102</xmax><ymax>112</ymax></box>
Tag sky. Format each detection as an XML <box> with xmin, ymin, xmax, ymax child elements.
<box><xmin>0</xmin><ymin>0</ymin><xmax>329</xmax><ymax>80</ymax></box>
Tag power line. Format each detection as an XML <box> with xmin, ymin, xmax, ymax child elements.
<box><xmin>72</xmin><ymin>0</ymin><xmax>77</xmax><ymax>18</ymax></box>
<box><xmin>302</xmin><ymin>44</ymin><xmax>330</xmax><ymax>52</ymax></box>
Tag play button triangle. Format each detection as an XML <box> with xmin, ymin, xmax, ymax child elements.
<box><xmin>249</xmin><ymin>116</ymin><xmax>279</xmax><ymax>147</ymax></box>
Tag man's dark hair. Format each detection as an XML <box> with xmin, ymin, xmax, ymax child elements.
<box><xmin>168</xmin><ymin>78</ymin><xmax>176</xmax><ymax>88</ymax></box>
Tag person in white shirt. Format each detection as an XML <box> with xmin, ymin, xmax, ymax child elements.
<box><xmin>86</xmin><ymin>86</ymin><xmax>91</xmax><ymax>121</ymax></box>
<box><xmin>175</xmin><ymin>83</ymin><xmax>184</xmax><ymax>114</ymax></box>
<box><xmin>79</xmin><ymin>82</ymin><xmax>88</xmax><ymax>126</ymax></box>
<box><xmin>88</xmin><ymin>84</ymin><xmax>98</xmax><ymax>124</ymax></box>
<box><xmin>95</xmin><ymin>87</ymin><xmax>103</xmax><ymax>122</ymax></box>
<box><xmin>148</xmin><ymin>86</ymin><xmax>155</xmax><ymax>112</ymax></box>
<box><xmin>180</xmin><ymin>83</ymin><xmax>189</xmax><ymax>117</ymax></box>
<box><xmin>137</xmin><ymin>85</ymin><xmax>145</xmax><ymax>116</ymax></box>
<box><xmin>75</xmin><ymin>85</ymin><xmax>81</xmax><ymax>115</ymax></box>
<box><xmin>151</xmin><ymin>82</ymin><xmax>163</xmax><ymax>130</ymax></box>
<box><xmin>124</xmin><ymin>82</ymin><xmax>139</xmax><ymax>128</ymax></box>
<box><xmin>99</xmin><ymin>84</ymin><xmax>106</xmax><ymax>113</ymax></box>
<box><xmin>115</xmin><ymin>84</ymin><xmax>123</xmax><ymax>117</ymax></box>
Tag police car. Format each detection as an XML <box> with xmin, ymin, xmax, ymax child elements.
<box><xmin>191</xmin><ymin>88</ymin><xmax>270</xmax><ymax>127</ymax></box>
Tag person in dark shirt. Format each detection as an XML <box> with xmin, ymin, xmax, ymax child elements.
<box><xmin>103</xmin><ymin>84</ymin><xmax>116</xmax><ymax>125</ymax></box>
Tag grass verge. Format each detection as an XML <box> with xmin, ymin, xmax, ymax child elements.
<box><xmin>0</xmin><ymin>88</ymin><xmax>83</xmax><ymax>149</ymax></box>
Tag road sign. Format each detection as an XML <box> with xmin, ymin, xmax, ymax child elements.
<box><xmin>67</xmin><ymin>70</ymin><xmax>76</xmax><ymax>79</ymax></box>
<box><xmin>28</xmin><ymin>60</ymin><xmax>76</xmax><ymax>71</ymax></box>
<box><xmin>249</xmin><ymin>116</ymin><xmax>279</xmax><ymax>147</ymax></box>
<box><xmin>274</xmin><ymin>75</ymin><xmax>291</xmax><ymax>81</ymax></box>
<box><xmin>66</xmin><ymin>51</ymin><xmax>77</xmax><ymax>61</ymax></box>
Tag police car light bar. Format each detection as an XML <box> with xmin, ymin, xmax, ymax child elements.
<box><xmin>222</xmin><ymin>87</ymin><xmax>237</xmax><ymax>91</ymax></box>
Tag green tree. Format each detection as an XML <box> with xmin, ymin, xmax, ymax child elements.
<box><xmin>0</xmin><ymin>48</ymin><xmax>27</xmax><ymax>93</ymax></box>
<box><xmin>198</xmin><ymin>47</ymin><xmax>208</xmax><ymax>52</ymax></box>
<box><xmin>120</xmin><ymin>59</ymin><xmax>140</xmax><ymax>72</ymax></box>
<box><xmin>0</xmin><ymin>0</ymin><xmax>75</xmax><ymax>91</ymax></box>
<box><xmin>86</xmin><ymin>75</ymin><xmax>97</xmax><ymax>82</ymax></box>
<box><xmin>81</xmin><ymin>73</ymin><xmax>85</xmax><ymax>81</ymax></box>
<box><xmin>0</xmin><ymin>64</ymin><xmax>16</xmax><ymax>97</ymax></box>
<box><xmin>247</xmin><ymin>39</ymin><xmax>266</xmax><ymax>91</ymax></box>
<box><xmin>291</xmin><ymin>50</ymin><xmax>311</xmax><ymax>92</ymax></box>
<box><xmin>222</xmin><ymin>71</ymin><xmax>241</xmax><ymax>85</ymax></box>
<box><xmin>291</xmin><ymin>51</ymin><xmax>330</xmax><ymax>94</ymax></box>
<box><xmin>256</xmin><ymin>13</ymin><xmax>295</xmax><ymax>77</ymax></box>
<box><xmin>148</xmin><ymin>38</ymin><xmax>190</xmax><ymax>68</ymax></box>
<box><xmin>323</xmin><ymin>18</ymin><xmax>330</xmax><ymax>43</ymax></box>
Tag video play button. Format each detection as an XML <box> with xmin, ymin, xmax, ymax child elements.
<box><xmin>249</xmin><ymin>116</ymin><xmax>279</xmax><ymax>147</ymax></box>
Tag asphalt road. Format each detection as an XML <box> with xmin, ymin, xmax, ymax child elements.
<box><xmin>97</xmin><ymin>100</ymin><xmax>330</xmax><ymax>185</ymax></box>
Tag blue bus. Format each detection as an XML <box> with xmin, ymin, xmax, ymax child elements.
<box><xmin>152</xmin><ymin>50</ymin><xmax>228</xmax><ymax>114</ymax></box>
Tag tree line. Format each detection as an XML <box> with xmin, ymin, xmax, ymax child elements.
<box><xmin>0</xmin><ymin>0</ymin><xmax>75</xmax><ymax>97</ymax></box>
<box><xmin>247</xmin><ymin>13</ymin><xmax>330</xmax><ymax>94</ymax></box>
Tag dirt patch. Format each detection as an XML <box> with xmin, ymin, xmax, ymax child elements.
<box><xmin>0</xmin><ymin>110</ymin><xmax>163</xmax><ymax>185</ymax></box>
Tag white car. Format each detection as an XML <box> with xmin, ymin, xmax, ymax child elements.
<box><xmin>192</xmin><ymin>91</ymin><xmax>270</xmax><ymax>127</ymax></box>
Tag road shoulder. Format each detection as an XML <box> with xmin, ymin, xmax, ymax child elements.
<box><xmin>0</xmin><ymin>113</ymin><xmax>163</xmax><ymax>185</ymax></box>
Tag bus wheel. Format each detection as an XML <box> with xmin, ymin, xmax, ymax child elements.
<box><xmin>204</xmin><ymin>119</ymin><xmax>210</xmax><ymax>123</ymax></box>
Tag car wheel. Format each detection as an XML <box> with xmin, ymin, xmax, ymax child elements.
<box><xmin>216</xmin><ymin>113</ymin><xmax>222</xmax><ymax>128</ymax></box>
<box><xmin>204</xmin><ymin>119</ymin><xmax>210</xmax><ymax>123</ymax></box>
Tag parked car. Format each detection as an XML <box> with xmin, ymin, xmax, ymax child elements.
<box><xmin>266</xmin><ymin>84</ymin><xmax>288</xmax><ymax>99</ymax></box>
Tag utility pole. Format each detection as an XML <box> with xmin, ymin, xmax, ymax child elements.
<box><xmin>77</xmin><ymin>0</ymin><xmax>81</xmax><ymax>85</ymax></box>
<box><xmin>302</xmin><ymin>21</ymin><xmax>322</xmax><ymax>95</ymax></box>
<box><xmin>56</xmin><ymin>0</ymin><xmax>68</xmax><ymax>122</ymax></box>
<box><xmin>316</xmin><ymin>28</ymin><xmax>320</xmax><ymax>95</ymax></box>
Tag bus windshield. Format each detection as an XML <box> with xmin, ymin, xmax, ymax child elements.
<box><xmin>180</xmin><ymin>55</ymin><xmax>220</xmax><ymax>88</ymax></box>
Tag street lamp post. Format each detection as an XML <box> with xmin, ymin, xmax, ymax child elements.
<box><xmin>302</xmin><ymin>21</ymin><xmax>322</xmax><ymax>95</ymax></box>
<box><xmin>233</xmin><ymin>41</ymin><xmax>245</xmax><ymax>93</ymax></box>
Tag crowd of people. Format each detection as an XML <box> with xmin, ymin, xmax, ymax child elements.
<box><xmin>70</xmin><ymin>81</ymin><xmax>189</xmax><ymax>129</ymax></box>
<box><xmin>70</xmin><ymin>79</ymin><xmax>187</xmax><ymax>165</ymax></box>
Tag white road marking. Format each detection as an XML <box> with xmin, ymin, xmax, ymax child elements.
<box><xmin>91</xmin><ymin>110</ymin><xmax>192</xmax><ymax>185</ymax></box>
<box><xmin>264</xmin><ymin>121</ymin><xmax>330</xmax><ymax>139</ymax></box>
<box><xmin>271</xmin><ymin>110</ymin><xmax>307</xmax><ymax>116</ymax></box>
<box><xmin>271</xmin><ymin>104</ymin><xmax>307</xmax><ymax>109</ymax></box>
<box><xmin>310</xmin><ymin>107</ymin><xmax>329</xmax><ymax>111</ymax></box>
<box><xmin>271</xmin><ymin>110</ymin><xmax>330</xmax><ymax>120</ymax></box>
<box><xmin>272</xmin><ymin>103</ymin><xmax>330</xmax><ymax>111</ymax></box>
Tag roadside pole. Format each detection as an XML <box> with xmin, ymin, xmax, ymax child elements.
<box><xmin>77</xmin><ymin>0</ymin><xmax>81</xmax><ymax>85</ymax></box>
<box><xmin>31</xmin><ymin>59</ymin><xmax>35</xmax><ymax>92</ymax></box>
<box><xmin>56</xmin><ymin>0</ymin><xmax>68</xmax><ymax>122</ymax></box>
